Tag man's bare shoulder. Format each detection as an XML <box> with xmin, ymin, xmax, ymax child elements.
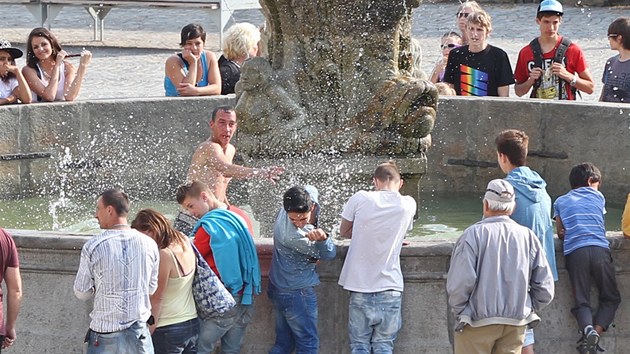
<box><xmin>194</xmin><ymin>140</ymin><xmax>223</xmax><ymax>155</ymax></box>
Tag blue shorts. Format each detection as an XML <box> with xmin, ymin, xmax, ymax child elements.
<box><xmin>523</xmin><ymin>327</ymin><xmax>534</xmax><ymax>347</ymax></box>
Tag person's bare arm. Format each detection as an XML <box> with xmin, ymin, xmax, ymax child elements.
<box><xmin>180</xmin><ymin>50</ymin><xmax>221</xmax><ymax>96</ymax></box>
<box><xmin>551</xmin><ymin>63</ymin><xmax>594</xmax><ymax>95</ymax></box>
<box><xmin>2</xmin><ymin>266</ymin><xmax>22</xmax><ymax>349</ymax></box>
<box><xmin>188</xmin><ymin>142</ymin><xmax>283</xmax><ymax>181</ymax></box>
<box><xmin>555</xmin><ymin>216</ymin><xmax>565</xmax><ymax>240</ymax></box>
<box><xmin>497</xmin><ymin>85</ymin><xmax>510</xmax><ymax>97</ymax></box>
<box><xmin>165</xmin><ymin>55</ymin><xmax>192</xmax><ymax>93</ymax></box>
<box><xmin>3</xmin><ymin>64</ymin><xmax>31</xmax><ymax>104</ymax></box>
<box><xmin>149</xmin><ymin>249</ymin><xmax>171</xmax><ymax>334</ymax></box>
<box><xmin>514</xmin><ymin>67</ymin><xmax>543</xmax><ymax>97</ymax></box>
<box><xmin>64</xmin><ymin>51</ymin><xmax>92</xmax><ymax>101</ymax></box>
<box><xmin>340</xmin><ymin>218</ymin><xmax>353</xmax><ymax>239</ymax></box>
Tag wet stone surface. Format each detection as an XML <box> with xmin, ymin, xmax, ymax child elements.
<box><xmin>1</xmin><ymin>3</ymin><xmax>627</xmax><ymax>101</ymax></box>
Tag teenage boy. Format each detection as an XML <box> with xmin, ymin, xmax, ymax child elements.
<box><xmin>338</xmin><ymin>161</ymin><xmax>416</xmax><ymax>353</ymax></box>
<box><xmin>176</xmin><ymin>181</ymin><xmax>261</xmax><ymax>354</ymax></box>
<box><xmin>268</xmin><ymin>186</ymin><xmax>336</xmax><ymax>354</ymax></box>
<box><xmin>447</xmin><ymin>179</ymin><xmax>554</xmax><ymax>354</ymax></box>
<box><xmin>514</xmin><ymin>0</ymin><xmax>594</xmax><ymax>99</ymax></box>
<box><xmin>600</xmin><ymin>17</ymin><xmax>630</xmax><ymax>103</ymax></box>
<box><xmin>553</xmin><ymin>163</ymin><xmax>621</xmax><ymax>354</ymax></box>
<box><xmin>443</xmin><ymin>10</ymin><xmax>514</xmax><ymax>97</ymax></box>
<box><xmin>496</xmin><ymin>130</ymin><xmax>557</xmax><ymax>354</ymax></box>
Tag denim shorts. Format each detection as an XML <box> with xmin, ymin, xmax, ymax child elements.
<box><xmin>523</xmin><ymin>327</ymin><xmax>534</xmax><ymax>346</ymax></box>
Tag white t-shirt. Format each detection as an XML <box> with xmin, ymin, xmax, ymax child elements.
<box><xmin>0</xmin><ymin>77</ymin><xmax>18</xmax><ymax>99</ymax></box>
<box><xmin>338</xmin><ymin>190</ymin><xmax>416</xmax><ymax>292</ymax></box>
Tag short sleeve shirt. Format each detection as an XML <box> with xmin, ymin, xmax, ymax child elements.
<box><xmin>0</xmin><ymin>229</ymin><xmax>20</xmax><ymax>335</ymax></box>
<box><xmin>338</xmin><ymin>190</ymin><xmax>416</xmax><ymax>292</ymax></box>
<box><xmin>444</xmin><ymin>44</ymin><xmax>514</xmax><ymax>96</ymax></box>
<box><xmin>514</xmin><ymin>36</ymin><xmax>588</xmax><ymax>100</ymax></box>
<box><xmin>601</xmin><ymin>55</ymin><xmax>630</xmax><ymax>103</ymax></box>
<box><xmin>552</xmin><ymin>187</ymin><xmax>609</xmax><ymax>255</ymax></box>
<box><xmin>0</xmin><ymin>78</ymin><xmax>18</xmax><ymax>100</ymax></box>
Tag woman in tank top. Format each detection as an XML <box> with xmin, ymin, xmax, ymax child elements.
<box><xmin>164</xmin><ymin>23</ymin><xmax>221</xmax><ymax>97</ymax></box>
<box><xmin>22</xmin><ymin>28</ymin><xmax>92</xmax><ymax>102</ymax></box>
<box><xmin>132</xmin><ymin>209</ymin><xmax>199</xmax><ymax>354</ymax></box>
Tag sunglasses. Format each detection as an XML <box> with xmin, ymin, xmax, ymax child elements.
<box><xmin>441</xmin><ymin>43</ymin><xmax>460</xmax><ymax>49</ymax></box>
<box><xmin>457</xmin><ymin>12</ymin><xmax>470</xmax><ymax>18</ymax></box>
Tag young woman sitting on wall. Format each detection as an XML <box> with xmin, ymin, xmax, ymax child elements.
<box><xmin>22</xmin><ymin>28</ymin><xmax>92</xmax><ymax>102</ymax></box>
<box><xmin>164</xmin><ymin>23</ymin><xmax>222</xmax><ymax>97</ymax></box>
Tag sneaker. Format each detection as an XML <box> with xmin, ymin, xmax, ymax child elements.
<box><xmin>576</xmin><ymin>325</ymin><xmax>600</xmax><ymax>354</ymax></box>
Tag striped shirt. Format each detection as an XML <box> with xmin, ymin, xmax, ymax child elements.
<box><xmin>74</xmin><ymin>229</ymin><xmax>159</xmax><ymax>333</ymax></box>
<box><xmin>553</xmin><ymin>187</ymin><xmax>609</xmax><ymax>255</ymax></box>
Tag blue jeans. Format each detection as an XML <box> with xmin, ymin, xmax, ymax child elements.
<box><xmin>86</xmin><ymin>321</ymin><xmax>154</xmax><ymax>354</ymax></box>
<box><xmin>197</xmin><ymin>295</ymin><xmax>254</xmax><ymax>354</ymax></box>
<box><xmin>268</xmin><ymin>283</ymin><xmax>319</xmax><ymax>354</ymax></box>
<box><xmin>152</xmin><ymin>318</ymin><xmax>199</xmax><ymax>354</ymax></box>
<box><xmin>348</xmin><ymin>290</ymin><xmax>403</xmax><ymax>354</ymax></box>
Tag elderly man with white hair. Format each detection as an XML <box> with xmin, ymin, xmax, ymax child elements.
<box><xmin>446</xmin><ymin>179</ymin><xmax>555</xmax><ymax>354</ymax></box>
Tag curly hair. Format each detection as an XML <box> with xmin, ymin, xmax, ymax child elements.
<box><xmin>222</xmin><ymin>23</ymin><xmax>261</xmax><ymax>61</ymax></box>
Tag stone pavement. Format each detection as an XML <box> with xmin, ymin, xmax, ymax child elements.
<box><xmin>1</xmin><ymin>3</ymin><xmax>628</xmax><ymax>100</ymax></box>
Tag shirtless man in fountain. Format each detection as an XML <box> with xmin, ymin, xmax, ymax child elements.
<box><xmin>187</xmin><ymin>105</ymin><xmax>284</xmax><ymax>204</ymax></box>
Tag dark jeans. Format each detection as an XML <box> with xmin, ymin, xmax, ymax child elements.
<box><xmin>565</xmin><ymin>246</ymin><xmax>621</xmax><ymax>331</ymax></box>
<box><xmin>152</xmin><ymin>318</ymin><xmax>199</xmax><ymax>354</ymax></box>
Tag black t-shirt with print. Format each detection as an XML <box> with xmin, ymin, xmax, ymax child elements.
<box><xmin>444</xmin><ymin>45</ymin><xmax>515</xmax><ymax>97</ymax></box>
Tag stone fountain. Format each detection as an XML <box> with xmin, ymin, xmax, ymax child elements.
<box><xmin>231</xmin><ymin>0</ymin><xmax>437</xmax><ymax>230</ymax></box>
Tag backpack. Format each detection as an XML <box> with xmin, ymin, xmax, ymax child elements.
<box><xmin>528</xmin><ymin>37</ymin><xmax>578</xmax><ymax>99</ymax></box>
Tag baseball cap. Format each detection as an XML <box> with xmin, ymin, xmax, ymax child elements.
<box><xmin>484</xmin><ymin>179</ymin><xmax>515</xmax><ymax>203</ymax></box>
<box><xmin>537</xmin><ymin>0</ymin><xmax>563</xmax><ymax>16</ymax></box>
<box><xmin>0</xmin><ymin>39</ymin><xmax>23</xmax><ymax>59</ymax></box>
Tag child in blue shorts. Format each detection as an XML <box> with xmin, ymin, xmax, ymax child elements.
<box><xmin>553</xmin><ymin>162</ymin><xmax>621</xmax><ymax>354</ymax></box>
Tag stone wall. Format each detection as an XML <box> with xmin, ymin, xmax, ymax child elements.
<box><xmin>422</xmin><ymin>96</ymin><xmax>630</xmax><ymax>206</ymax></box>
<box><xmin>1</xmin><ymin>96</ymin><xmax>629</xmax><ymax>205</ymax></box>
<box><xmin>7</xmin><ymin>230</ymin><xmax>630</xmax><ymax>354</ymax></box>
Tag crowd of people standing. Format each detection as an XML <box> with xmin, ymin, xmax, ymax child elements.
<box><xmin>429</xmin><ymin>0</ymin><xmax>630</xmax><ymax>103</ymax></box>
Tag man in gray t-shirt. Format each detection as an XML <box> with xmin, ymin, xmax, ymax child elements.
<box><xmin>601</xmin><ymin>18</ymin><xmax>630</xmax><ymax>103</ymax></box>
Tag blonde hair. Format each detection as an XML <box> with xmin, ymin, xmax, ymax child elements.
<box><xmin>467</xmin><ymin>10</ymin><xmax>492</xmax><ymax>32</ymax></box>
<box><xmin>222</xmin><ymin>22</ymin><xmax>261</xmax><ymax>60</ymax></box>
<box><xmin>457</xmin><ymin>1</ymin><xmax>483</xmax><ymax>14</ymax></box>
<box><xmin>435</xmin><ymin>83</ymin><xmax>456</xmax><ymax>96</ymax></box>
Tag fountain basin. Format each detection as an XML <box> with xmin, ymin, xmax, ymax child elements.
<box><xmin>2</xmin><ymin>95</ymin><xmax>630</xmax><ymax>353</ymax></box>
<box><xmin>8</xmin><ymin>229</ymin><xmax>630</xmax><ymax>353</ymax></box>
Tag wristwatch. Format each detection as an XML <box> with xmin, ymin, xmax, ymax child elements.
<box><xmin>570</xmin><ymin>73</ymin><xmax>578</xmax><ymax>87</ymax></box>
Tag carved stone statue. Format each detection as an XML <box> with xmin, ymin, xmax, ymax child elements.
<box><xmin>234</xmin><ymin>0</ymin><xmax>436</xmax><ymax>158</ymax></box>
